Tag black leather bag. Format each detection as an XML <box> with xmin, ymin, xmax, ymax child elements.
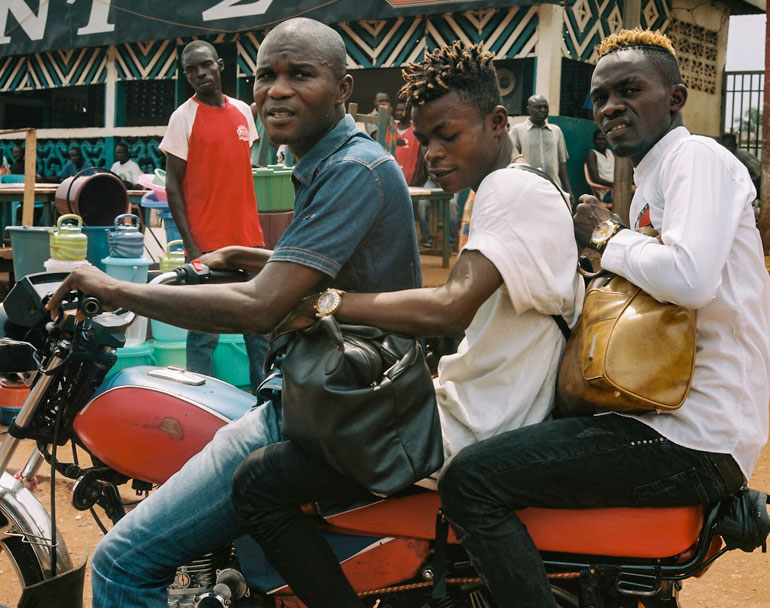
<box><xmin>268</xmin><ymin>315</ymin><xmax>444</xmax><ymax>497</ymax></box>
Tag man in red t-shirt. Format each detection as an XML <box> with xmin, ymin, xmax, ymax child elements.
<box><xmin>160</xmin><ymin>40</ymin><xmax>267</xmax><ymax>388</ymax></box>
<box><xmin>394</xmin><ymin>101</ymin><xmax>421</xmax><ymax>186</ymax></box>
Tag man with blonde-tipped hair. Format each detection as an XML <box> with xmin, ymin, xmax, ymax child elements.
<box><xmin>438</xmin><ymin>28</ymin><xmax>770</xmax><ymax>606</ymax></box>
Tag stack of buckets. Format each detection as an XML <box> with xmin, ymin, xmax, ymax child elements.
<box><xmin>102</xmin><ymin>214</ymin><xmax>156</xmax><ymax>376</ymax></box>
<box><xmin>148</xmin><ymin>240</ymin><xmax>188</xmax><ymax>369</ymax></box>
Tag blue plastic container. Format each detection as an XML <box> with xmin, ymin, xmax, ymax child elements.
<box><xmin>6</xmin><ymin>226</ymin><xmax>50</xmax><ymax>278</ymax></box>
<box><xmin>102</xmin><ymin>255</ymin><xmax>151</xmax><ymax>283</ymax></box>
<box><xmin>83</xmin><ymin>226</ymin><xmax>112</xmax><ymax>272</ymax></box>
<box><xmin>0</xmin><ymin>406</ymin><xmax>21</xmax><ymax>425</ymax></box>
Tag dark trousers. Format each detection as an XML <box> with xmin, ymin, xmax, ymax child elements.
<box><xmin>232</xmin><ymin>440</ymin><xmax>372</xmax><ymax>608</ymax></box>
<box><xmin>438</xmin><ymin>414</ymin><xmax>745</xmax><ymax>608</ymax></box>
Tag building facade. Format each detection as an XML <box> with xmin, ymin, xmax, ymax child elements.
<box><xmin>0</xmin><ymin>0</ymin><xmax>763</xmax><ymax>177</ymax></box>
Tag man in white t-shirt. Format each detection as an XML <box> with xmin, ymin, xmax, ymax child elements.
<box><xmin>226</xmin><ymin>41</ymin><xmax>584</xmax><ymax>606</ymax></box>
<box><xmin>110</xmin><ymin>142</ymin><xmax>143</xmax><ymax>188</ymax></box>
<box><xmin>434</xmin><ymin>29</ymin><xmax>770</xmax><ymax>608</ymax></box>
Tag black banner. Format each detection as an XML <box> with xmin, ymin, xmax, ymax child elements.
<box><xmin>0</xmin><ymin>0</ymin><xmax>554</xmax><ymax>57</ymax></box>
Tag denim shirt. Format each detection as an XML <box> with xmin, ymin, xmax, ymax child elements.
<box><xmin>271</xmin><ymin>114</ymin><xmax>421</xmax><ymax>293</ymax></box>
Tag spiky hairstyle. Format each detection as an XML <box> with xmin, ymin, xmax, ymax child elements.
<box><xmin>399</xmin><ymin>42</ymin><xmax>502</xmax><ymax>115</ymax></box>
<box><xmin>597</xmin><ymin>28</ymin><xmax>682</xmax><ymax>85</ymax></box>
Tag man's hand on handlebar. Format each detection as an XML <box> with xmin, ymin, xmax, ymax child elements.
<box><xmin>198</xmin><ymin>247</ymin><xmax>239</xmax><ymax>270</ymax></box>
<box><xmin>45</xmin><ymin>266</ymin><xmax>122</xmax><ymax>320</ymax></box>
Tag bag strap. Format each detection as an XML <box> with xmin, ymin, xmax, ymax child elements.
<box><xmin>511</xmin><ymin>163</ymin><xmax>572</xmax><ymax>213</ymax></box>
<box><xmin>552</xmin><ymin>314</ymin><xmax>571</xmax><ymax>340</ymax></box>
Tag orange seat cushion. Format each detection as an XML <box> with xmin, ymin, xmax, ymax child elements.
<box><xmin>324</xmin><ymin>491</ymin><xmax>703</xmax><ymax>558</ymax></box>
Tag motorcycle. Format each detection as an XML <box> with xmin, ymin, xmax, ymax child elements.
<box><xmin>0</xmin><ymin>267</ymin><xmax>768</xmax><ymax>608</ymax></box>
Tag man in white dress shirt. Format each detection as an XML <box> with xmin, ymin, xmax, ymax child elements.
<box><xmin>438</xmin><ymin>28</ymin><xmax>770</xmax><ymax>607</ymax></box>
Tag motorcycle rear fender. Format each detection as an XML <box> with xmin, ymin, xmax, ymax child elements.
<box><xmin>0</xmin><ymin>471</ymin><xmax>74</xmax><ymax>576</ymax></box>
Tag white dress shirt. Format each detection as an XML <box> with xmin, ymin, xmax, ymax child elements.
<box><xmin>602</xmin><ymin>126</ymin><xmax>770</xmax><ymax>479</ymax></box>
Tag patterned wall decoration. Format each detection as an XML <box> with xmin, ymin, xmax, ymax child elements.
<box><xmin>236</xmin><ymin>8</ymin><xmax>539</xmax><ymax>76</ymax></box>
<box><xmin>666</xmin><ymin>18</ymin><xmax>718</xmax><ymax>94</ymax></box>
<box><xmin>562</xmin><ymin>0</ymin><xmax>671</xmax><ymax>63</ymax></box>
<box><xmin>0</xmin><ymin>47</ymin><xmax>107</xmax><ymax>93</ymax></box>
<box><xmin>114</xmin><ymin>40</ymin><xmax>179</xmax><ymax>81</ymax></box>
<box><xmin>0</xmin><ymin>137</ymin><xmax>162</xmax><ymax>178</ymax></box>
<box><xmin>562</xmin><ymin>0</ymin><xmax>624</xmax><ymax>63</ymax></box>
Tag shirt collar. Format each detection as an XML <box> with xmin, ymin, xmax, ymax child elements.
<box><xmin>634</xmin><ymin>126</ymin><xmax>690</xmax><ymax>185</ymax></box>
<box><xmin>293</xmin><ymin>115</ymin><xmax>359</xmax><ymax>186</ymax></box>
<box><xmin>525</xmin><ymin>117</ymin><xmax>552</xmax><ymax>130</ymax></box>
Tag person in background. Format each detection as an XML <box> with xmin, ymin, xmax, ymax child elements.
<box><xmin>509</xmin><ymin>94</ymin><xmax>574</xmax><ymax>206</ymax></box>
<box><xmin>110</xmin><ymin>142</ymin><xmax>143</xmax><ymax>188</ymax></box>
<box><xmin>59</xmin><ymin>146</ymin><xmax>95</xmax><ymax>181</ymax></box>
<box><xmin>9</xmin><ymin>145</ymin><xmax>25</xmax><ymax>175</ymax></box>
<box><xmin>367</xmin><ymin>90</ymin><xmax>397</xmax><ymax>155</ymax></box>
<box><xmin>720</xmin><ymin>133</ymin><xmax>760</xmax><ymax>194</ymax></box>
<box><xmin>160</xmin><ymin>40</ymin><xmax>269</xmax><ymax>392</ymax></box>
<box><xmin>585</xmin><ymin>128</ymin><xmax>615</xmax><ymax>208</ymax></box>
<box><xmin>394</xmin><ymin>101</ymin><xmax>420</xmax><ymax>185</ymax></box>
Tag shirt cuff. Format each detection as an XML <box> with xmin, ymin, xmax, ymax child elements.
<box><xmin>600</xmin><ymin>227</ymin><xmax>642</xmax><ymax>274</ymax></box>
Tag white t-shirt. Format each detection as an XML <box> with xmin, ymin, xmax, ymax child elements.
<box><xmin>110</xmin><ymin>159</ymin><xmax>143</xmax><ymax>187</ymax></box>
<box><xmin>602</xmin><ymin>127</ymin><xmax>770</xmax><ymax>479</ymax></box>
<box><xmin>436</xmin><ymin>167</ymin><xmax>584</xmax><ymax>459</ymax></box>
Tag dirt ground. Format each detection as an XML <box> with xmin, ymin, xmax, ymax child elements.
<box><xmin>1</xmin><ymin>431</ymin><xmax>769</xmax><ymax>607</ymax></box>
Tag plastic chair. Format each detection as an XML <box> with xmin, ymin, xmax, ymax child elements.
<box><xmin>584</xmin><ymin>163</ymin><xmax>612</xmax><ymax>202</ymax></box>
<box><xmin>348</xmin><ymin>102</ymin><xmax>390</xmax><ymax>147</ymax></box>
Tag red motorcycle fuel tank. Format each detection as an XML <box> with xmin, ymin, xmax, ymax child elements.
<box><xmin>73</xmin><ymin>366</ymin><xmax>256</xmax><ymax>484</ymax></box>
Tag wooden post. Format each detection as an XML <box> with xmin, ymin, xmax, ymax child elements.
<box><xmin>758</xmin><ymin>15</ymin><xmax>770</xmax><ymax>254</ymax></box>
<box><xmin>22</xmin><ymin>129</ymin><xmax>36</xmax><ymax>227</ymax></box>
<box><xmin>612</xmin><ymin>0</ymin><xmax>643</xmax><ymax>226</ymax></box>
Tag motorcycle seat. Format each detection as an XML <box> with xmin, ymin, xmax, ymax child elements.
<box><xmin>322</xmin><ymin>491</ymin><xmax>704</xmax><ymax>559</ymax></box>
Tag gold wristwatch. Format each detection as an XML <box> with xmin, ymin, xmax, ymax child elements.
<box><xmin>590</xmin><ymin>219</ymin><xmax>623</xmax><ymax>254</ymax></box>
<box><xmin>314</xmin><ymin>288</ymin><xmax>345</xmax><ymax>317</ymax></box>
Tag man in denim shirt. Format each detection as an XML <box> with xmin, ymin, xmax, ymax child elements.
<box><xmin>48</xmin><ymin>18</ymin><xmax>420</xmax><ymax>607</ymax></box>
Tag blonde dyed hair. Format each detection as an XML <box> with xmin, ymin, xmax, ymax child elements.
<box><xmin>598</xmin><ymin>27</ymin><xmax>676</xmax><ymax>58</ymax></box>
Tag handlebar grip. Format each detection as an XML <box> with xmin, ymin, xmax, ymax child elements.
<box><xmin>176</xmin><ymin>262</ymin><xmax>249</xmax><ymax>285</ymax></box>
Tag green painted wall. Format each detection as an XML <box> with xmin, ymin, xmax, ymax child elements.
<box><xmin>549</xmin><ymin>115</ymin><xmax>602</xmax><ymax>200</ymax></box>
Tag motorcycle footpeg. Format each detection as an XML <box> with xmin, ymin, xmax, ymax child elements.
<box><xmin>616</xmin><ymin>572</ymin><xmax>661</xmax><ymax>597</ymax></box>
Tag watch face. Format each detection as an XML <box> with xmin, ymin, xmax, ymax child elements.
<box><xmin>591</xmin><ymin>220</ymin><xmax>615</xmax><ymax>244</ymax></box>
<box><xmin>317</xmin><ymin>290</ymin><xmax>341</xmax><ymax>315</ymax></box>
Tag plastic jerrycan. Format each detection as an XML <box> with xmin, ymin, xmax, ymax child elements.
<box><xmin>107</xmin><ymin>213</ymin><xmax>145</xmax><ymax>258</ymax></box>
<box><xmin>49</xmin><ymin>214</ymin><xmax>88</xmax><ymax>261</ymax></box>
<box><xmin>159</xmin><ymin>239</ymin><xmax>186</xmax><ymax>272</ymax></box>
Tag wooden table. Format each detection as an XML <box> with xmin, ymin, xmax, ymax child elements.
<box><xmin>409</xmin><ymin>186</ymin><xmax>453</xmax><ymax>268</ymax></box>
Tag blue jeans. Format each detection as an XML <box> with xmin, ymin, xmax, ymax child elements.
<box><xmin>90</xmin><ymin>400</ymin><xmax>282</xmax><ymax>608</ymax></box>
<box><xmin>186</xmin><ymin>331</ymin><xmax>270</xmax><ymax>393</ymax></box>
<box><xmin>438</xmin><ymin>414</ymin><xmax>745</xmax><ymax>608</ymax></box>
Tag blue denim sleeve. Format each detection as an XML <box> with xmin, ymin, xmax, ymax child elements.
<box><xmin>270</xmin><ymin>157</ymin><xmax>384</xmax><ymax>278</ymax></box>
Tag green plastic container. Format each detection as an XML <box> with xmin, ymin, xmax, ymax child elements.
<box><xmin>6</xmin><ymin>226</ymin><xmax>50</xmax><ymax>278</ymax></box>
<box><xmin>106</xmin><ymin>343</ymin><xmax>156</xmax><ymax>378</ymax></box>
<box><xmin>149</xmin><ymin>339</ymin><xmax>187</xmax><ymax>369</ymax></box>
<box><xmin>213</xmin><ymin>334</ymin><xmax>250</xmax><ymax>389</ymax></box>
<box><xmin>253</xmin><ymin>167</ymin><xmax>294</xmax><ymax>212</ymax></box>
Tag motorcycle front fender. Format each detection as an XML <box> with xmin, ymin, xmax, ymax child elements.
<box><xmin>0</xmin><ymin>470</ymin><xmax>74</xmax><ymax>576</ymax></box>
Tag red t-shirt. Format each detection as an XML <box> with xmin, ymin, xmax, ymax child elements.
<box><xmin>395</xmin><ymin>123</ymin><xmax>420</xmax><ymax>186</ymax></box>
<box><xmin>160</xmin><ymin>96</ymin><xmax>264</xmax><ymax>251</ymax></box>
